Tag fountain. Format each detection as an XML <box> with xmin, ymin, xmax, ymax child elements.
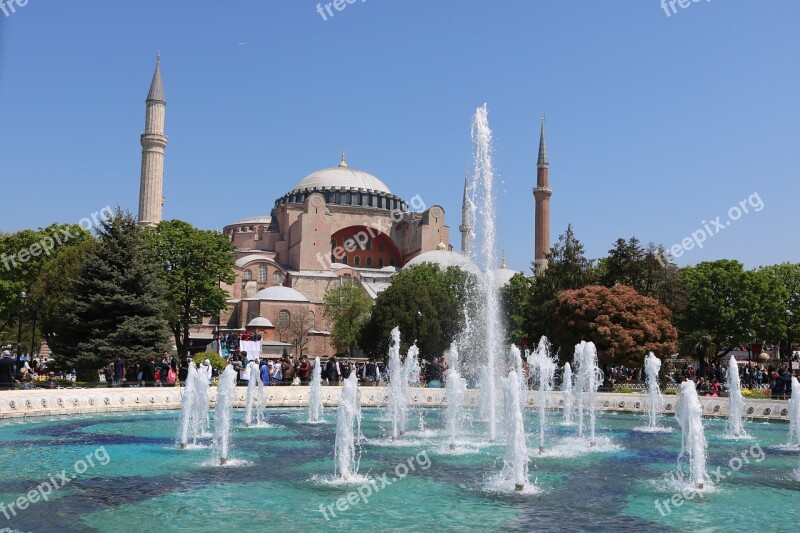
<box><xmin>530</xmin><ymin>337</ymin><xmax>556</xmax><ymax>454</ymax></box>
<box><xmin>574</xmin><ymin>341</ymin><xmax>602</xmax><ymax>446</ymax></box>
<box><xmin>788</xmin><ymin>377</ymin><xmax>800</xmax><ymax>447</ymax></box>
<box><xmin>502</xmin><ymin>369</ymin><xmax>529</xmax><ymax>491</ymax></box>
<box><xmin>726</xmin><ymin>354</ymin><xmax>747</xmax><ymax>438</ymax></box>
<box><xmin>444</xmin><ymin>342</ymin><xmax>466</xmax><ymax>451</ymax></box>
<box><xmin>675</xmin><ymin>380</ymin><xmax>709</xmax><ymax>490</ymax></box>
<box><xmin>308</xmin><ymin>357</ymin><xmax>324</xmax><ymax>423</ymax></box>
<box><xmin>212</xmin><ymin>365</ymin><xmax>237</xmax><ymax>465</ymax></box>
<box><xmin>644</xmin><ymin>353</ymin><xmax>665</xmax><ymax>431</ymax></box>
<box><xmin>386</xmin><ymin>327</ymin><xmax>407</xmax><ymax>440</ymax></box>
<box><xmin>178</xmin><ymin>363</ymin><xmax>198</xmax><ymax>449</ymax></box>
<box><xmin>470</xmin><ymin>104</ymin><xmax>501</xmax><ymax>442</ymax></box>
<box><xmin>243</xmin><ymin>362</ymin><xmax>259</xmax><ymax>427</ymax></box>
<box><xmin>196</xmin><ymin>361</ymin><xmax>211</xmax><ymax>433</ymax></box>
<box><xmin>562</xmin><ymin>363</ymin><xmax>573</xmax><ymax>425</ymax></box>
<box><xmin>255</xmin><ymin>363</ymin><xmax>267</xmax><ymax>426</ymax></box>
<box><xmin>334</xmin><ymin>372</ymin><xmax>362</xmax><ymax>481</ymax></box>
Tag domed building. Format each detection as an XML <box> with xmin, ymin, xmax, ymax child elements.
<box><xmin>213</xmin><ymin>152</ymin><xmax>451</xmax><ymax>357</ymax></box>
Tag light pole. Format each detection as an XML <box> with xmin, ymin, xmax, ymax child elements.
<box><xmin>16</xmin><ymin>291</ymin><xmax>27</xmax><ymax>367</ymax></box>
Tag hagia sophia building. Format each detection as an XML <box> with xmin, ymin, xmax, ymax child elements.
<box><xmin>136</xmin><ymin>58</ymin><xmax>550</xmax><ymax>358</ymax></box>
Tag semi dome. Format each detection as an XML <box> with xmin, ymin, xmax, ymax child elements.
<box><xmin>403</xmin><ymin>250</ymin><xmax>481</xmax><ymax>276</ymax></box>
<box><xmin>247</xmin><ymin>286</ymin><xmax>309</xmax><ymax>302</ymax></box>
<box><xmin>291</xmin><ymin>166</ymin><xmax>391</xmax><ymax>194</ymax></box>
<box><xmin>247</xmin><ymin>316</ymin><xmax>274</xmax><ymax>328</ymax></box>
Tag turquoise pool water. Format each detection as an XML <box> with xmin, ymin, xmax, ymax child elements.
<box><xmin>0</xmin><ymin>408</ymin><xmax>798</xmax><ymax>532</ymax></box>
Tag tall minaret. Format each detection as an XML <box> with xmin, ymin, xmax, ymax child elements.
<box><xmin>533</xmin><ymin>116</ymin><xmax>551</xmax><ymax>274</ymax></box>
<box><xmin>137</xmin><ymin>54</ymin><xmax>167</xmax><ymax>228</ymax></box>
<box><xmin>459</xmin><ymin>172</ymin><xmax>473</xmax><ymax>255</ymax></box>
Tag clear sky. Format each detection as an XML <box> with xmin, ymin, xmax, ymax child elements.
<box><xmin>1</xmin><ymin>0</ymin><xmax>798</xmax><ymax>272</ymax></box>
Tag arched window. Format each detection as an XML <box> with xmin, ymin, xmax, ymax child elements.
<box><xmin>378</xmin><ymin>258</ymin><xmax>385</xmax><ymax>268</ymax></box>
<box><xmin>306</xmin><ymin>311</ymin><xmax>315</xmax><ymax>330</ymax></box>
<box><xmin>243</xmin><ymin>269</ymin><xmax>253</xmax><ymax>281</ymax></box>
<box><xmin>389</xmin><ymin>259</ymin><xmax>396</xmax><ymax>266</ymax></box>
<box><xmin>258</xmin><ymin>265</ymin><xmax>267</xmax><ymax>284</ymax></box>
<box><xmin>273</xmin><ymin>271</ymin><xmax>283</xmax><ymax>286</ymax></box>
<box><xmin>354</xmin><ymin>256</ymin><xmax>361</xmax><ymax>267</ymax></box>
<box><xmin>278</xmin><ymin>309</ymin><xmax>291</xmax><ymax>329</ymax></box>
<box><xmin>366</xmin><ymin>257</ymin><xmax>373</xmax><ymax>267</ymax></box>
<box><xmin>330</xmin><ymin>238</ymin><xmax>337</xmax><ymax>248</ymax></box>
<box><xmin>342</xmin><ymin>256</ymin><xmax>348</xmax><ymax>265</ymax></box>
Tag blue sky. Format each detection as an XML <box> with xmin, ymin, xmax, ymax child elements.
<box><xmin>1</xmin><ymin>0</ymin><xmax>797</xmax><ymax>272</ymax></box>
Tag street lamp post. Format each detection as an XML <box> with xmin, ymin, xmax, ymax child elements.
<box><xmin>16</xmin><ymin>291</ymin><xmax>27</xmax><ymax>367</ymax></box>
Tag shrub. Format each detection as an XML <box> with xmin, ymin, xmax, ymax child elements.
<box><xmin>194</xmin><ymin>351</ymin><xmax>227</xmax><ymax>371</ymax></box>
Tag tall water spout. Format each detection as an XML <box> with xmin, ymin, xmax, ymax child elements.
<box><xmin>575</xmin><ymin>341</ymin><xmax>602</xmax><ymax>445</ymax></box>
<box><xmin>335</xmin><ymin>372</ymin><xmax>362</xmax><ymax>481</ymax></box>
<box><xmin>255</xmin><ymin>363</ymin><xmax>266</xmax><ymax>426</ymax></box>
<box><xmin>531</xmin><ymin>337</ymin><xmax>556</xmax><ymax>454</ymax></box>
<box><xmin>244</xmin><ymin>362</ymin><xmax>259</xmax><ymax>427</ymax></box>
<box><xmin>562</xmin><ymin>363</ymin><xmax>573</xmax><ymax>425</ymax></box>
<box><xmin>788</xmin><ymin>377</ymin><xmax>800</xmax><ymax>447</ymax></box>
<box><xmin>178</xmin><ymin>364</ymin><xmax>198</xmax><ymax>449</ymax></box>
<box><xmin>308</xmin><ymin>357</ymin><xmax>324</xmax><ymax>423</ymax></box>
<box><xmin>645</xmin><ymin>353</ymin><xmax>664</xmax><ymax>430</ymax></box>
<box><xmin>196</xmin><ymin>361</ymin><xmax>211</xmax><ymax>433</ymax></box>
<box><xmin>471</xmin><ymin>104</ymin><xmax>502</xmax><ymax>442</ymax></box>
<box><xmin>502</xmin><ymin>370</ymin><xmax>529</xmax><ymax>491</ymax></box>
<box><xmin>386</xmin><ymin>327</ymin><xmax>407</xmax><ymax>439</ymax></box>
<box><xmin>212</xmin><ymin>365</ymin><xmax>237</xmax><ymax>465</ymax></box>
<box><xmin>676</xmin><ymin>380</ymin><xmax>709</xmax><ymax>490</ymax></box>
<box><xmin>445</xmin><ymin>342</ymin><xmax>466</xmax><ymax>451</ymax></box>
<box><xmin>726</xmin><ymin>354</ymin><xmax>747</xmax><ymax>438</ymax></box>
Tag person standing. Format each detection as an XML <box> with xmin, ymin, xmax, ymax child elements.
<box><xmin>113</xmin><ymin>356</ymin><xmax>126</xmax><ymax>387</ymax></box>
<box><xmin>142</xmin><ymin>356</ymin><xmax>156</xmax><ymax>386</ymax></box>
<box><xmin>0</xmin><ymin>350</ymin><xmax>16</xmax><ymax>390</ymax></box>
<box><xmin>297</xmin><ymin>356</ymin><xmax>312</xmax><ymax>384</ymax></box>
<box><xmin>325</xmin><ymin>355</ymin><xmax>341</xmax><ymax>386</ymax></box>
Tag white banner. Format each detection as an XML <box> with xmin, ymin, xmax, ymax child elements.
<box><xmin>239</xmin><ymin>340</ymin><xmax>262</xmax><ymax>359</ymax></box>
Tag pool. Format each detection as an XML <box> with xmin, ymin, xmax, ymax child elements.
<box><xmin>0</xmin><ymin>408</ymin><xmax>798</xmax><ymax>532</ymax></box>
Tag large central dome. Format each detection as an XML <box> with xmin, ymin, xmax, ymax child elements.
<box><xmin>290</xmin><ymin>155</ymin><xmax>391</xmax><ymax>194</ymax></box>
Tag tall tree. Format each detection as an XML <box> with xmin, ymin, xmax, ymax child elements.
<box><xmin>144</xmin><ymin>220</ymin><xmax>235</xmax><ymax>357</ymax></box>
<box><xmin>554</xmin><ymin>284</ymin><xmax>678</xmax><ymax>366</ymax></box>
<box><xmin>526</xmin><ymin>224</ymin><xmax>596</xmax><ymax>351</ymax></box>
<box><xmin>52</xmin><ymin>210</ymin><xmax>170</xmax><ymax>381</ymax></box>
<box><xmin>359</xmin><ymin>264</ymin><xmax>468</xmax><ymax>360</ymax></box>
<box><xmin>678</xmin><ymin>260</ymin><xmax>787</xmax><ymax>368</ymax></box>
<box><xmin>499</xmin><ymin>273</ymin><xmax>533</xmax><ymax>346</ymax></box>
<box><xmin>323</xmin><ymin>283</ymin><xmax>373</xmax><ymax>356</ymax></box>
<box><xmin>759</xmin><ymin>263</ymin><xmax>800</xmax><ymax>356</ymax></box>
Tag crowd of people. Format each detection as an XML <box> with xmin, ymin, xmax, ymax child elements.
<box><xmin>667</xmin><ymin>361</ymin><xmax>797</xmax><ymax>399</ymax></box>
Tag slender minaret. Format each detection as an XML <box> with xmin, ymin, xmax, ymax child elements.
<box><xmin>137</xmin><ymin>54</ymin><xmax>167</xmax><ymax>227</ymax></box>
<box><xmin>459</xmin><ymin>172</ymin><xmax>473</xmax><ymax>255</ymax></box>
<box><xmin>533</xmin><ymin>116</ymin><xmax>551</xmax><ymax>274</ymax></box>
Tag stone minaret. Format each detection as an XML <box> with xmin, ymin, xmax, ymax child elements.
<box><xmin>137</xmin><ymin>55</ymin><xmax>167</xmax><ymax>227</ymax></box>
<box><xmin>459</xmin><ymin>172</ymin><xmax>473</xmax><ymax>255</ymax></box>
<box><xmin>533</xmin><ymin>116</ymin><xmax>551</xmax><ymax>274</ymax></box>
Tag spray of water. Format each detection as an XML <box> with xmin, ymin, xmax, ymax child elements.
<box><xmin>725</xmin><ymin>354</ymin><xmax>748</xmax><ymax>438</ymax></box>
<box><xmin>445</xmin><ymin>342</ymin><xmax>467</xmax><ymax>450</ymax></box>
<box><xmin>675</xmin><ymin>379</ymin><xmax>709</xmax><ymax>490</ymax></box>
<box><xmin>212</xmin><ymin>365</ymin><xmax>237</xmax><ymax>465</ymax></box>
<box><xmin>244</xmin><ymin>362</ymin><xmax>259</xmax><ymax>427</ymax></box>
<box><xmin>470</xmin><ymin>104</ymin><xmax>502</xmax><ymax>442</ymax></box>
<box><xmin>387</xmin><ymin>327</ymin><xmax>407</xmax><ymax>439</ymax></box>
<box><xmin>502</xmin><ymin>369</ymin><xmax>529</xmax><ymax>491</ymax></box>
<box><xmin>788</xmin><ymin>377</ymin><xmax>800</xmax><ymax>447</ymax></box>
<box><xmin>308</xmin><ymin>357</ymin><xmax>324</xmax><ymax>423</ymax></box>
<box><xmin>562</xmin><ymin>363</ymin><xmax>573</xmax><ymax>425</ymax></box>
<box><xmin>574</xmin><ymin>341</ymin><xmax>602</xmax><ymax>445</ymax></box>
<box><xmin>645</xmin><ymin>353</ymin><xmax>664</xmax><ymax>430</ymax></box>
<box><xmin>335</xmin><ymin>372</ymin><xmax>362</xmax><ymax>481</ymax></box>
<box><xmin>530</xmin><ymin>337</ymin><xmax>557</xmax><ymax>454</ymax></box>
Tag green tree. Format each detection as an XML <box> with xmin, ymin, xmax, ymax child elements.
<box><xmin>51</xmin><ymin>210</ymin><xmax>171</xmax><ymax>381</ymax></box>
<box><xmin>759</xmin><ymin>263</ymin><xmax>800</xmax><ymax>356</ymax></box>
<box><xmin>678</xmin><ymin>260</ymin><xmax>787</xmax><ymax>369</ymax></box>
<box><xmin>499</xmin><ymin>272</ymin><xmax>533</xmax><ymax>346</ymax></box>
<box><xmin>144</xmin><ymin>220</ymin><xmax>235</xmax><ymax>357</ymax></box>
<box><xmin>323</xmin><ymin>283</ymin><xmax>373</xmax><ymax>356</ymax></box>
<box><xmin>30</xmin><ymin>239</ymin><xmax>97</xmax><ymax>357</ymax></box>
<box><xmin>359</xmin><ymin>264</ymin><xmax>469</xmax><ymax>360</ymax></box>
<box><xmin>526</xmin><ymin>224</ymin><xmax>596</xmax><ymax>353</ymax></box>
<box><xmin>0</xmin><ymin>224</ymin><xmax>89</xmax><ymax>342</ymax></box>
